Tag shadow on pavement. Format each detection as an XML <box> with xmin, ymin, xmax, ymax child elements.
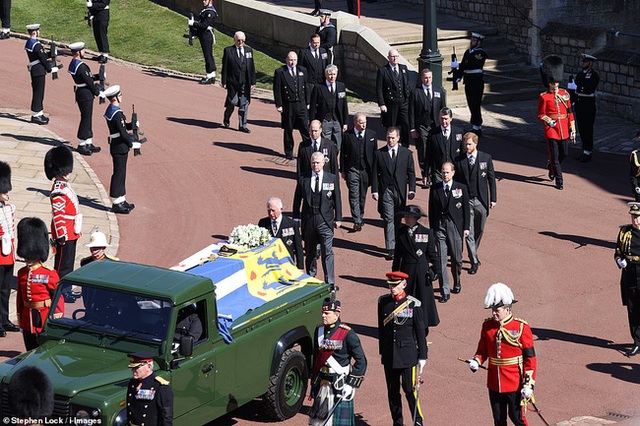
<box><xmin>340</xmin><ymin>274</ymin><xmax>387</xmax><ymax>289</ymax></box>
<box><xmin>0</xmin><ymin>133</ymin><xmax>65</xmax><ymax>147</ymax></box>
<box><xmin>141</xmin><ymin>69</ymin><xmax>198</xmax><ymax>83</ymax></box>
<box><xmin>349</xmin><ymin>322</ymin><xmax>378</xmax><ymax>339</ymax></box>
<box><xmin>240</xmin><ymin>166</ymin><xmax>296</xmax><ymax>180</ymax></box>
<box><xmin>166</xmin><ymin>116</ymin><xmax>220</xmax><ymax>129</ymax></box>
<box><xmin>539</xmin><ymin>231</ymin><xmax>616</xmax><ymax>250</ymax></box>
<box><xmin>214</xmin><ymin>141</ymin><xmax>281</xmax><ymax>156</ymax></box>
<box><xmin>0</xmin><ymin>350</ymin><xmax>21</xmax><ymax>359</ymax></box>
<box><xmin>26</xmin><ymin>187</ymin><xmax>110</xmax><ymax>212</ymax></box>
<box><xmin>334</xmin><ymin>238</ymin><xmax>387</xmax><ymax>259</ymax></box>
<box><xmin>586</xmin><ymin>362</ymin><xmax>640</xmax><ymax>385</ymax></box>
<box><xmin>532</xmin><ymin>327</ymin><xmax>623</xmax><ymax>351</ymax></box>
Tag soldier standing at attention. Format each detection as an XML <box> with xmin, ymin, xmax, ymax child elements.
<box><xmin>0</xmin><ymin>0</ymin><xmax>10</xmax><ymax>39</ymax></box>
<box><xmin>86</xmin><ymin>0</ymin><xmax>110</xmax><ymax>63</ymax></box>
<box><xmin>68</xmin><ymin>41</ymin><xmax>104</xmax><ymax>156</ymax></box>
<box><xmin>25</xmin><ymin>24</ymin><xmax>57</xmax><ymax>125</ymax></box>
<box><xmin>467</xmin><ymin>283</ymin><xmax>537</xmax><ymax>426</ymax></box>
<box><xmin>0</xmin><ymin>162</ymin><xmax>19</xmax><ymax>337</ymax></box>
<box><xmin>629</xmin><ymin>131</ymin><xmax>640</xmax><ymax>202</ymax></box>
<box><xmin>570</xmin><ymin>54</ymin><xmax>599</xmax><ymax>163</ymax></box>
<box><xmin>455</xmin><ymin>33</ymin><xmax>487</xmax><ymax>136</ymax></box>
<box><xmin>190</xmin><ymin>0</ymin><xmax>218</xmax><ymax>84</ymax></box>
<box><xmin>614</xmin><ymin>202</ymin><xmax>640</xmax><ymax>358</ymax></box>
<box><xmin>127</xmin><ymin>352</ymin><xmax>174</xmax><ymax>425</ymax></box>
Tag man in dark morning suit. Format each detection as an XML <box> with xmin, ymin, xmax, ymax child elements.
<box><xmin>298</xmin><ymin>34</ymin><xmax>329</xmax><ymax>85</ymax></box>
<box><xmin>392</xmin><ymin>205</ymin><xmax>440</xmax><ymax>330</ymax></box>
<box><xmin>377</xmin><ymin>49</ymin><xmax>411</xmax><ymax>147</ymax></box>
<box><xmin>258</xmin><ymin>197</ymin><xmax>304</xmax><ymax>269</ymax></box>
<box><xmin>428</xmin><ymin>162</ymin><xmax>470</xmax><ymax>303</ymax></box>
<box><xmin>371</xmin><ymin>127</ymin><xmax>416</xmax><ymax>260</ymax></box>
<box><xmin>293</xmin><ymin>151</ymin><xmax>342</xmax><ymax>286</ymax></box>
<box><xmin>454</xmin><ymin>132</ymin><xmax>496</xmax><ymax>275</ymax></box>
<box><xmin>340</xmin><ymin>112</ymin><xmax>376</xmax><ymax>232</ymax></box>
<box><xmin>297</xmin><ymin>120</ymin><xmax>338</xmax><ymax>177</ymax></box>
<box><xmin>221</xmin><ymin>31</ymin><xmax>256</xmax><ymax>133</ymax></box>
<box><xmin>309</xmin><ymin>64</ymin><xmax>349</xmax><ymax>152</ymax></box>
<box><xmin>273</xmin><ymin>51</ymin><xmax>311</xmax><ymax>160</ymax></box>
<box><xmin>410</xmin><ymin>68</ymin><xmax>446</xmax><ymax>187</ymax></box>
<box><xmin>427</xmin><ymin>107</ymin><xmax>464</xmax><ymax>185</ymax></box>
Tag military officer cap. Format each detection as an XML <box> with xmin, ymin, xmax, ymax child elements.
<box><xmin>0</xmin><ymin>161</ymin><xmax>11</xmax><ymax>194</ymax></box>
<box><xmin>582</xmin><ymin>53</ymin><xmax>597</xmax><ymax>62</ymax></box>
<box><xmin>318</xmin><ymin>9</ymin><xmax>333</xmax><ymax>16</ymax></box>
<box><xmin>322</xmin><ymin>298</ymin><xmax>341</xmax><ymax>312</ymax></box>
<box><xmin>69</xmin><ymin>42</ymin><xmax>86</xmax><ymax>52</ymax></box>
<box><xmin>483</xmin><ymin>282</ymin><xmax>518</xmax><ymax>309</ymax></box>
<box><xmin>104</xmin><ymin>84</ymin><xmax>121</xmax><ymax>98</ymax></box>
<box><xmin>628</xmin><ymin>202</ymin><xmax>640</xmax><ymax>216</ymax></box>
<box><xmin>86</xmin><ymin>231</ymin><xmax>111</xmax><ymax>248</ymax></box>
<box><xmin>44</xmin><ymin>146</ymin><xmax>74</xmax><ymax>180</ymax></box>
<box><xmin>471</xmin><ymin>32</ymin><xmax>485</xmax><ymax>40</ymax></box>
<box><xmin>26</xmin><ymin>24</ymin><xmax>40</xmax><ymax>32</ymax></box>
<box><xmin>127</xmin><ymin>351</ymin><xmax>155</xmax><ymax>368</ymax></box>
<box><xmin>397</xmin><ymin>204</ymin><xmax>425</xmax><ymax>218</ymax></box>
<box><xmin>386</xmin><ymin>271</ymin><xmax>409</xmax><ymax>286</ymax></box>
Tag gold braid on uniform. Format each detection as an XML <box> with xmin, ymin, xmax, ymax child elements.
<box><xmin>631</xmin><ymin>151</ymin><xmax>640</xmax><ymax>177</ymax></box>
<box><xmin>496</xmin><ymin>318</ymin><xmax>524</xmax><ymax>348</ymax></box>
<box><xmin>618</xmin><ymin>226</ymin><xmax>632</xmax><ymax>258</ymax></box>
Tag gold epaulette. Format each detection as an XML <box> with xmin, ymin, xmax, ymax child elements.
<box><xmin>155</xmin><ymin>376</ymin><xmax>170</xmax><ymax>385</ymax></box>
<box><xmin>484</xmin><ymin>317</ymin><xmax>494</xmax><ymax>323</ymax></box>
<box><xmin>514</xmin><ymin>317</ymin><xmax>528</xmax><ymax>325</ymax></box>
<box><xmin>539</xmin><ymin>91</ymin><xmax>547</xmax><ymax>96</ymax></box>
<box><xmin>407</xmin><ymin>295</ymin><xmax>422</xmax><ymax>307</ymax></box>
<box><xmin>339</xmin><ymin>324</ymin><xmax>351</xmax><ymax>331</ymax></box>
<box><xmin>557</xmin><ymin>91</ymin><xmax>571</xmax><ymax>101</ymax></box>
<box><xmin>105</xmin><ymin>255</ymin><xmax>120</xmax><ymax>261</ymax></box>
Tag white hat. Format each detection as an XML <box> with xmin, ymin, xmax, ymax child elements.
<box><xmin>26</xmin><ymin>24</ymin><xmax>40</xmax><ymax>31</ymax></box>
<box><xmin>69</xmin><ymin>42</ymin><xmax>86</xmax><ymax>52</ymax></box>
<box><xmin>104</xmin><ymin>85</ymin><xmax>121</xmax><ymax>98</ymax></box>
<box><xmin>86</xmin><ymin>231</ymin><xmax>111</xmax><ymax>248</ymax></box>
<box><xmin>471</xmin><ymin>32</ymin><xmax>485</xmax><ymax>40</ymax></box>
<box><xmin>582</xmin><ymin>53</ymin><xmax>597</xmax><ymax>61</ymax></box>
<box><xmin>483</xmin><ymin>283</ymin><xmax>517</xmax><ymax>309</ymax></box>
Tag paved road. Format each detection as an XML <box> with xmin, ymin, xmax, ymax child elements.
<box><xmin>1</xmin><ymin>32</ymin><xmax>640</xmax><ymax>425</ymax></box>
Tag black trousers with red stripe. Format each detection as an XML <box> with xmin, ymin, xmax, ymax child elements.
<box><xmin>54</xmin><ymin>238</ymin><xmax>77</xmax><ymax>279</ymax></box>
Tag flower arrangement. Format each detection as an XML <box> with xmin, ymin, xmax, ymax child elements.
<box><xmin>228</xmin><ymin>223</ymin><xmax>271</xmax><ymax>249</ymax></box>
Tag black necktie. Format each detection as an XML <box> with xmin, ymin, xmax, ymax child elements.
<box><xmin>271</xmin><ymin>220</ymin><xmax>277</xmax><ymax>235</ymax></box>
<box><xmin>313</xmin><ymin>140</ymin><xmax>319</xmax><ymax>152</ymax></box>
<box><xmin>469</xmin><ymin>156</ymin><xmax>475</xmax><ymax>167</ymax></box>
<box><xmin>315</xmin><ymin>50</ymin><xmax>319</xmax><ymax>60</ymax></box>
<box><xmin>426</xmin><ymin>87</ymin><xmax>431</xmax><ymax>102</ymax></box>
<box><xmin>393</xmin><ymin>67</ymin><xmax>399</xmax><ymax>77</ymax></box>
<box><xmin>314</xmin><ymin>174</ymin><xmax>320</xmax><ymax>192</ymax></box>
<box><xmin>391</xmin><ymin>148</ymin><xmax>396</xmax><ymax>161</ymax></box>
<box><xmin>444</xmin><ymin>184</ymin><xmax>450</xmax><ymax>197</ymax></box>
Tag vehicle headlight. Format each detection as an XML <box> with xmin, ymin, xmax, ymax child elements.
<box><xmin>74</xmin><ymin>406</ymin><xmax>101</xmax><ymax>418</ymax></box>
<box><xmin>113</xmin><ymin>408</ymin><xmax>128</xmax><ymax>426</ymax></box>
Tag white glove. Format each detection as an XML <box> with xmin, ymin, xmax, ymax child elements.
<box><xmin>418</xmin><ymin>359</ymin><xmax>427</xmax><ymax>375</ymax></box>
<box><xmin>567</xmin><ymin>80</ymin><xmax>577</xmax><ymax>90</ymax></box>
<box><xmin>468</xmin><ymin>359</ymin><xmax>479</xmax><ymax>372</ymax></box>
<box><xmin>136</xmin><ymin>120</ymin><xmax>140</xmax><ymax>128</ymax></box>
<box><xmin>570</xmin><ymin>131</ymin><xmax>577</xmax><ymax>141</ymax></box>
<box><xmin>51</xmin><ymin>66</ymin><xmax>59</xmax><ymax>73</ymax></box>
<box><xmin>132</xmin><ymin>141</ymin><xmax>142</xmax><ymax>149</ymax></box>
<box><xmin>635</xmin><ymin>187</ymin><xmax>640</xmax><ymax>194</ymax></box>
<box><xmin>98</xmin><ymin>91</ymin><xmax>106</xmax><ymax>99</ymax></box>
<box><xmin>548</xmin><ymin>119</ymin><xmax>556</xmax><ymax>127</ymax></box>
<box><xmin>342</xmin><ymin>384</ymin><xmax>355</xmax><ymax>401</ymax></box>
<box><xmin>188</xmin><ymin>18</ymin><xmax>195</xmax><ymax>26</ymax></box>
<box><xmin>86</xmin><ymin>1</ymin><xmax>93</xmax><ymax>7</ymax></box>
<box><xmin>617</xmin><ymin>258</ymin><xmax>628</xmax><ymax>269</ymax></box>
<box><xmin>521</xmin><ymin>386</ymin><xmax>533</xmax><ymax>399</ymax></box>
<box><xmin>451</xmin><ymin>60</ymin><xmax>459</xmax><ymax>69</ymax></box>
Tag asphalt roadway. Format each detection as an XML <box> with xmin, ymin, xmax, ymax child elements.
<box><xmin>1</xmin><ymin>34</ymin><xmax>640</xmax><ymax>425</ymax></box>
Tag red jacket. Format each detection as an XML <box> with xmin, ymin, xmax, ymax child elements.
<box><xmin>474</xmin><ymin>315</ymin><xmax>537</xmax><ymax>393</ymax></box>
<box><xmin>50</xmin><ymin>180</ymin><xmax>81</xmax><ymax>241</ymax></box>
<box><xmin>0</xmin><ymin>202</ymin><xmax>15</xmax><ymax>265</ymax></box>
<box><xmin>538</xmin><ymin>89</ymin><xmax>575</xmax><ymax>141</ymax></box>
<box><xmin>17</xmin><ymin>264</ymin><xmax>63</xmax><ymax>333</ymax></box>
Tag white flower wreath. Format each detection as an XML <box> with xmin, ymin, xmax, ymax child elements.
<box><xmin>228</xmin><ymin>223</ymin><xmax>271</xmax><ymax>249</ymax></box>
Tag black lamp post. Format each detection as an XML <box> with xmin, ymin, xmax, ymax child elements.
<box><xmin>417</xmin><ymin>0</ymin><xmax>444</xmax><ymax>87</ymax></box>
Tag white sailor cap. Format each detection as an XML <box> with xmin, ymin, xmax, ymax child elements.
<box><xmin>582</xmin><ymin>53</ymin><xmax>597</xmax><ymax>61</ymax></box>
<box><xmin>318</xmin><ymin>9</ymin><xmax>333</xmax><ymax>15</ymax></box>
<box><xmin>69</xmin><ymin>42</ymin><xmax>86</xmax><ymax>52</ymax></box>
<box><xmin>26</xmin><ymin>24</ymin><xmax>40</xmax><ymax>31</ymax></box>
<box><xmin>104</xmin><ymin>85</ymin><xmax>121</xmax><ymax>98</ymax></box>
<box><xmin>471</xmin><ymin>32</ymin><xmax>485</xmax><ymax>40</ymax></box>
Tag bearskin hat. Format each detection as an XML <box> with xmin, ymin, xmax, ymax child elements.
<box><xmin>539</xmin><ymin>55</ymin><xmax>564</xmax><ymax>87</ymax></box>
<box><xmin>0</xmin><ymin>161</ymin><xmax>11</xmax><ymax>194</ymax></box>
<box><xmin>17</xmin><ymin>217</ymin><xmax>49</xmax><ymax>262</ymax></box>
<box><xmin>483</xmin><ymin>282</ymin><xmax>518</xmax><ymax>309</ymax></box>
<box><xmin>44</xmin><ymin>146</ymin><xmax>74</xmax><ymax>181</ymax></box>
<box><xmin>9</xmin><ymin>366</ymin><xmax>54</xmax><ymax>417</ymax></box>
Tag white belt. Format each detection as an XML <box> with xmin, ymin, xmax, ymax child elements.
<box><xmin>29</xmin><ymin>59</ymin><xmax>41</xmax><ymax>66</ymax></box>
<box><xmin>61</xmin><ymin>214</ymin><xmax>76</xmax><ymax>220</ymax></box>
<box><xmin>109</xmin><ymin>132</ymin><xmax>120</xmax><ymax>139</ymax></box>
<box><xmin>75</xmin><ymin>83</ymin><xmax>87</xmax><ymax>88</ymax></box>
<box><xmin>464</xmin><ymin>69</ymin><xmax>483</xmax><ymax>74</ymax></box>
<box><xmin>577</xmin><ymin>93</ymin><xmax>595</xmax><ymax>97</ymax></box>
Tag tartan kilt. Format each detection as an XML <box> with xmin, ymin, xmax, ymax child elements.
<box><xmin>331</xmin><ymin>397</ymin><xmax>354</xmax><ymax>426</ymax></box>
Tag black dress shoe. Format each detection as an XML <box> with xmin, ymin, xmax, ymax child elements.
<box><xmin>438</xmin><ymin>294</ymin><xmax>450</xmax><ymax>303</ymax></box>
<box><xmin>468</xmin><ymin>264</ymin><xmax>478</xmax><ymax>275</ymax></box>
<box><xmin>555</xmin><ymin>183</ymin><xmax>563</xmax><ymax>190</ymax></box>
<box><xmin>580</xmin><ymin>154</ymin><xmax>592</xmax><ymax>163</ymax></box>
<box><xmin>122</xmin><ymin>201</ymin><xmax>136</xmax><ymax>211</ymax></box>
<box><xmin>31</xmin><ymin>115</ymin><xmax>49</xmax><ymax>125</ymax></box>
<box><xmin>0</xmin><ymin>32</ymin><xmax>10</xmax><ymax>40</ymax></box>
<box><xmin>88</xmin><ymin>144</ymin><xmax>101</xmax><ymax>153</ymax></box>
<box><xmin>111</xmin><ymin>202</ymin><xmax>132</xmax><ymax>214</ymax></box>
<box><xmin>353</xmin><ymin>223</ymin><xmax>362</xmax><ymax>232</ymax></box>
<box><xmin>0</xmin><ymin>327</ymin><xmax>6</xmax><ymax>337</ymax></box>
<box><xmin>385</xmin><ymin>250</ymin><xmax>395</xmax><ymax>261</ymax></box>
<box><xmin>77</xmin><ymin>145</ymin><xmax>93</xmax><ymax>156</ymax></box>
<box><xmin>626</xmin><ymin>345</ymin><xmax>640</xmax><ymax>357</ymax></box>
<box><xmin>223</xmin><ymin>121</ymin><xmax>230</xmax><ymax>128</ymax></box>
<box><xmin>239</xmin><ymin>126</ymin><xmax>251</xmax><ymax>133</ymax></box>
<box><xmin>3</xmin><ymin>322</ymin><xmax>20</xmax><ymax>332</ymax></box>
<box><xmin>451</xmin><ymin>284</ymin><xmax>461</xmax><ymax>294</ymax></box>
<box><xmin>199</xmin><ymin>77</ymin><xmax>215</xmax><ymax>84</ymax></box>
<box><xmin>310</xmin><ymin>9</ymin><xmax>320</xmax><ymax>16</ymax></box>
<box><xmin>285</xmin><ymin>152</ymin><xmax>294</xmax><ymax>160</ymax></box>
<box><xmin>98</xmin><ymin>55</ymin><xmax>108</xmax><ymax>64</ymax></box>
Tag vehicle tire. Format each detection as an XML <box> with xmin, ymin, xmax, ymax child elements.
<box><xmin>264</xmin><ymin>347</ymin><xmax>308</xmax><ymax>420</ymax></box>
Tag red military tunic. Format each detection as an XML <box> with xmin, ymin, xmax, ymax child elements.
<box><xmin>473</xmin><ymin>315</ymin><xmax>536</xmax><ymax>393</ymax></box>
<box><xmin>50</xmin><ymin>180</ymin><xmax>81</xmax><ymax>241</ymax></box>
<box><xmin>16</xmin><ymin>263</ymin><xmax>63</xmax><ymax>333</ymax></box>
<box><xmin>537</xmin><ymin>89</ymin><xmax>575</xmax><ymax>141</ymax></box>
<box><xmin>0</xmin><ymin>202</ymin><xmax>15</xmax><ymax>265</ymax></box>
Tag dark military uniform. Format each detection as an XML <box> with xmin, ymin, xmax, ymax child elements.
<box><xmin>459</xmin><ymin>45</ymin><xmax>487</xmax><ymax>129</ymax></box>
<box><xmin>378</xmin><ymin>292</ymin><xmax>427</xmax><ymax>426</ymax></box>
<box><xmin>127</xmin><ymin>372</ymin><xmax>173</xmax><ymax>425</ymax></box>
<box><xmin>193</xmin><ymin>5</ymin><xmax>217</xmax><ymax>77</ymax></box>
<box><xmin>104</xmin><ymin>103</ymin><xmax>134</xmax><ymax>201</ymax></box>
<box><xmin>574</xmin><ymin>63</ymin><xmax>599</xmax><ymax>155</ymax></box>
<box><xmin>316</xmin><ymin>21</ymin><xmax>336</xmax><ymax>64</ymax></box>
<box><xmin>68</xmin><ymin>57</ymin><xmax>101</xmax><ymax>149</ymax></box>
<box><xmin>630</xmin><ymin>149</ymin><xmax>640</xmax><ymax>202</ymax></box>
<box><xmin>25</xmin><ymin>36</ymin><xmax>53</xmax><ymax>118</ymax></box>
<box><xmin>614</xmin><ymin>221</ymin><xmax>640</xmax><ymax>353</ymax></box>
<box><xmin>273</xmin><ymin>64</ymin><xmax>311</xmax><ymax>159</ymax></box>
<box><xmin>310</xmin><ymin>318</ymin><xmax>367</xmax><ymax>426</ymax></box>
<box><xmin>88</xmin><ymin>0</ymin><xmax>110</xmax><ymax>60</ymax></box>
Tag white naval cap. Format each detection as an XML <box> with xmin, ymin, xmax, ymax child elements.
<box><xmin>471</xmin><ymin>32</ymin><xmax>485</xmax><ymax>40</ymax></box>
<box><xmin>26</xmin><ymin>24</ymin><xmax>40</xmax><ymax>31</ymax></box>
<box><xmin>582</xmin><ymin>53</ymin><xmax>597</xmax><ymax>61</ymax></box>
<box><xmin>69</xmin><ymin>42</ymin><xmax>86</xmax><ymax>52</ymax></box>
<box><xmin>104</xmin><ymin>84</ymin><xmax>121</xmax><ymax>98</ymax></box>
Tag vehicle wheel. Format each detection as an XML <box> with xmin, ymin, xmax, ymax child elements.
<box><xmin>264</xmin><ymin>347</ymin><xmax>308</xmax><ymax>420</ymax></box>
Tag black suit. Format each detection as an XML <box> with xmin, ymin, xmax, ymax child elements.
<box><xmin>221</xmin><ymin>44</ymin><xmax>256</xmax><ymax>129</ymax></box>
<box><xmin>341</xmin><ymin>128</ymin><xmax>377</xmax><ymax>226</ymax></box>
<box><xmin>454</xmin><ymin>150</ymin><xmax>496</xmax><ymax>265</ymax></box>
<box><xmin>310</xmin><ymin>81</ymin><xmax>349</xmax><ymax>151</ymax></box>
<box><xmin>378</xmin><ymin>294</ymin><xmax>427</xmax><ymax>426</ymax></box>
<box><xmin>297</xmin><ymin>136</ymin><xmax>338</xmax><ymax>177</ymax></box>
<box><xmin>428</xmin><ymin>181</ymin><xmax>470</xmax><ymax>295</ymax></box>
<box><xmin>292</xmin><ymin>172</ymin><xmax>342</xmax><ymax>284</ymax></box>
<box><xmin>392</xmin><ymin>222</ymin><xmax>440</xmax><ymax>327</ymax></box>
<box><xmin>427</xmin><ymin>125</ymin><xmax>464</xmax><ymax>183</ymax></box>
<box><xmin>376</xmin><ymin>63</ymin><xmax>411</xmax><ymax>147</ymax></box>
<box><xmin>273</xmin><ymin>65</ymin><xmax>311</xmax><ymax>158</ymax></box>
<box><xmin>298</xmin><ymin>47</ymin><xmax>329</xmax><ymax>85</ymax></box>
<box><xmin>258</xmin><ymin>215</ymin><xmax>304</xmax><ymax>269</ymax></box>
<box><xmin>371</xmin><ymin>145</ymin><xmax>416</xmax><ymax>252</ymax></box>
<box><xmin>409</xmin><ymin>85</ymin><xmax>446</xmax><ymax>178</ymax></box>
